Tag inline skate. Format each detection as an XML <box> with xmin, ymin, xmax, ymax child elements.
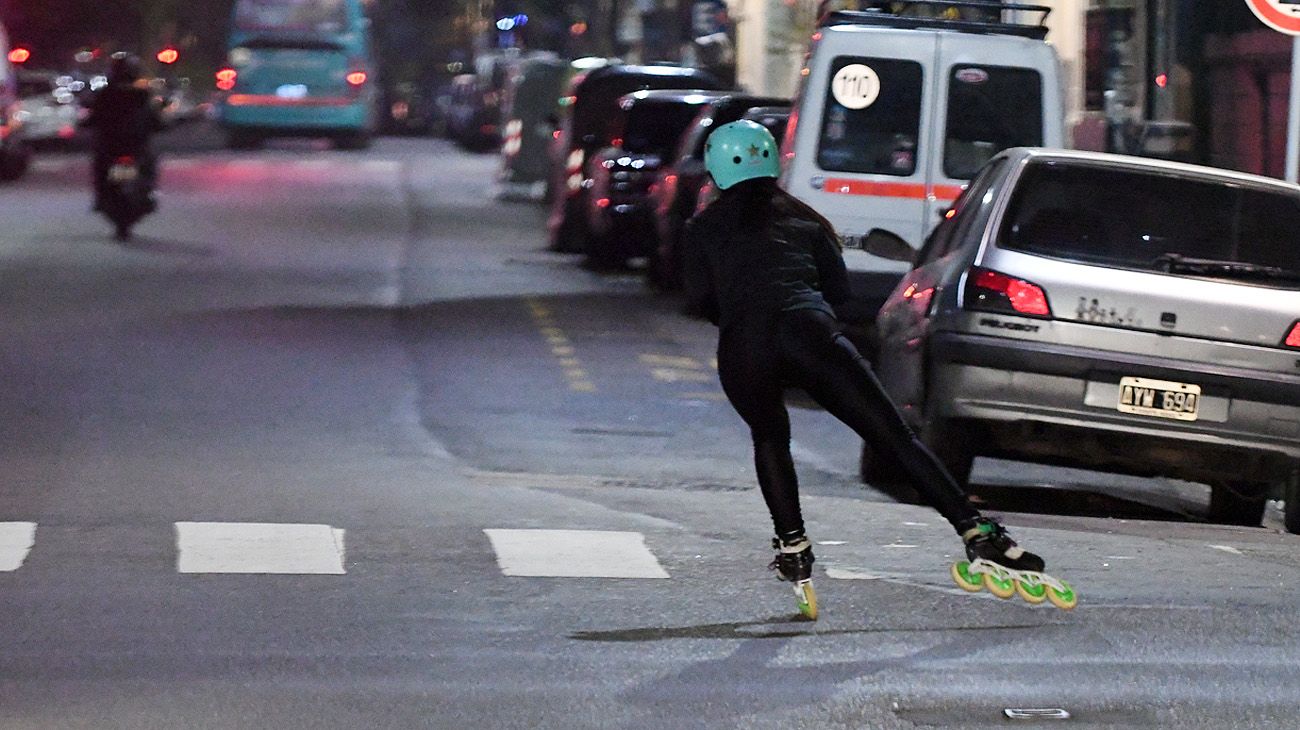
<box><xmin>951</xmin><ymin>517</ymin><xmax>1076</xmax><ymax>610</ymax></box>
<box><xmin>769</xmin><ymin>536</ymin><xmax>817</xmax><ymax>620</ymax></box>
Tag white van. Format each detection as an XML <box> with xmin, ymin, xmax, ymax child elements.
<box><xmin>779</xmin><ymin>2</ymin><xmax>1064</xmax><ymax>317</ymax></box>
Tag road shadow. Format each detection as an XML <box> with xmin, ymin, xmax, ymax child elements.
<box><xmin>117</xmin><ymin>235</ymin><xmax>214</xmax><ymax>258</ymax></box>
<box><xmin>869</xmin><ymin>469</ymin><xmax>1204</xmax><ymax>523</ymax></box>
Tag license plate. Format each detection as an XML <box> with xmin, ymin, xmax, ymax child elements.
<box><xmin>107</xmin><ymin>164</ymin><xmax>138</xmax><ymax>182</ymax></box>
<box><xmin>1117</xmin><ymin>376</ymin><xmax>1200</xmax><ymax>421</ymax></box>
<box><xmin>276</xmin><ymin>84</ymin><xmax>309</xmax><ymax>99</ymax></box>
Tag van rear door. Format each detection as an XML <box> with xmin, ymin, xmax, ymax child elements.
<box><xmin>929</xmin><ymin>34</ymin><xmax>1063</xmax><ymax>230</ymax></box>
<box><xmin>787</xmin><ymin>28</ymin><xmax>938</xmax><ymax>293</ymax></box>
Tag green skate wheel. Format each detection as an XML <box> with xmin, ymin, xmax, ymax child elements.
<box><xmin>950</xmin><ymin>561</ymin><xmax>983</xmax><ymax>593</ymax></box>
<box><xmin>1015</xmin><ymin>577</ymin><xmax>1049</xmax><ymax>604</ymax></box>
<box><xmin>1047</xmin><ymin>581</ymin><xmax>1077</xmax><ymax>610</ymax></box>
<box><xmin>982</xmin><ymin>571</ymin><xmax>1016</xmax><ymax>599</ymax></box>
<box><xmin>795</xmin><ymin>580</ymin><xmax>818</xmax><ymax>621</ymax></box>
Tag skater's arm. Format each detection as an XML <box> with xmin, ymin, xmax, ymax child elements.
<box><xmin>682</xmin><ymin>220</ymin><xmax>720</xmax><ymax>325</ymax></box>
<box><xmin>812</xmin><ymin>227</ymin><xmax>851</xmax><ymax>308</ymax></box>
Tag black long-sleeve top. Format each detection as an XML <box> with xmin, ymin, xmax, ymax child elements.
<box><xmin>683</xmin><ymin>183</ymin><xmax>851</xmax><ymax>331</ymax></box>
<box><xmin>83</xmin><ymin>83</ymin><xmax>164</xmax><ymax>154</ymax></box>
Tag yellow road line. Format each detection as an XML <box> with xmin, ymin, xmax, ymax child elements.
<box><xmin>526</xmin><ymin>297</ymin><xmax>597</xmax><ymax>393</ymax></box>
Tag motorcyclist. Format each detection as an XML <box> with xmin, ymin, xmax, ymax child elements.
<box><xmin>83</xmin><ymin>52</ymin><xmax>164</xmax><ymax>212</ymax></box>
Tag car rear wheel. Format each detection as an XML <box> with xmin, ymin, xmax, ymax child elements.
<box><xmin>334</xmin><ymin>132</ymin><xmax>372</xmax><ymax>151</ymax></box>
<box><xmin>1207</xmin><ymin>481</ymin><xmax>1267</xmax><ymax>527</ymax></box>
<box><xmin>225</xmin><ymin>131</ymin><xmax>263</xmax><ymax>150</ymax></box>
<box><xmin>548</xmin><ymin>201</ymin><xmax>588</xmax><ymax>253</ymax></box>
<box><xmin>858</xmin><ymin>441</ymin><xmax>922</xmax><ymax>504</ymax></box>
<box><xmin>924</xmin><ymin>417</ymin><xmax>976</xmax><ymax>488</ymax></box>
<box><xmin>1281</xmin><ymin>466</ymin><xmax>1300</xmax><ymax>535</ymax></box>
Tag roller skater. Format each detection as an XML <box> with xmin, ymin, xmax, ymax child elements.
<box><xmin>682</xmin><ymin>121</ymin><xmax>1075</xmax><ymax>619</ymax></box>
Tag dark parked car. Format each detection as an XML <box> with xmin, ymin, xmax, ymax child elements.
<box><xmin>646</xmin><ymin>96</ymin><xmax>789</xmax><ymax>288</ymax></box>
<box><xmin>446</xmin><ymin>57</ymin><xmax>510</xmax><ymax>152</ymax></box>
<box><xmin>582</xmin><ymin>88</ymin><xmax>728</xmax><ymax>268</ymax></box>
<box><xmin>546</xmin><ymin>64</ymin><xmax>723</xmax><ymax>253</ymax></box>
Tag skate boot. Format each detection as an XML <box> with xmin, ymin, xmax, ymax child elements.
<box><xmin>951</xmin><ymin>517</ymin><xmax>1077</xmax><ymax>609</ymax></box>
<box><xmin>768</xmin><ymin>536</ymin><xmax>817</xmax><ymax>620</ymax></box>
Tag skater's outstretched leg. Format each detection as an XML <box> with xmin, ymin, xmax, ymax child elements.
<box><xmin>775</xmin><ymin>310</ymin><xmax>978</xmax><ymax>529</ymax></box>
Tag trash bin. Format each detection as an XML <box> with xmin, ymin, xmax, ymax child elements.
<box><xmin>1140</xmin><ymin>121</ymin><xmax>1195</xmax><ymax>163</ymax></box>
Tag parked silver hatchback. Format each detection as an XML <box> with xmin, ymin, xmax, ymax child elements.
<box><xmin>867</xmin><ymin>148</ymin><xmax>1300</xmax><ymax>532</ymax></box>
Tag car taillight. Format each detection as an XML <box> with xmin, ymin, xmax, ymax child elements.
<box><xmin>346</xmin><ymin>71</ymin><xmax>368</xmax><ymax>87</ymax></box>
<box><xmin>216</xmin><ymin>68</ymin><xmax>237</xmax><ymax>91</ymax></box>
<box><xmin>1286</xmin><ymin>321</ymin><xmax>1300</xmax><ymax>348</ymax></box>
<box><xmin>963</xmin><ymin>267</ymin><xmax>1052</xmax><ymax>318</ymax></box>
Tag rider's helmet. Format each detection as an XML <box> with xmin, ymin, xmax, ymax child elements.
<box><xmin>108</xmin><ymin>52</ymin><xmax>144</xmax><ymax>85</ymax></box>
<box><xmin>703</xmin><ymin>119</ymin><xmax>780</xmax><ymax>191</ymax></box>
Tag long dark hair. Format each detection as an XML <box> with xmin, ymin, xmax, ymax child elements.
<box><xmin>723</xmin><ymin>177</ymin><xmax>840</xmax><ymax>247</ymax></box>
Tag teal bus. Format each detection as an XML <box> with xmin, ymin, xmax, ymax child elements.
<box><xmin>217</xmin><ymin>0</ymin><xmax>377</xmax><ymax>149</ymax></box>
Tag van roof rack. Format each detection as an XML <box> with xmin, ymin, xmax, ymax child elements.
<box><xmin>821</xmin><ymin>1</ymin><xmax>1052</xmax><ymax>41</ymax></box>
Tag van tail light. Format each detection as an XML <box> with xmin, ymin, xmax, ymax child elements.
<box><xmin>963</xmin><ymin>267</ymin><xmax>1052</xmax><ymax>318</ymax></box>
<box><xmin>1285</xmin><ymin>321</ymin><xmax>1300</xmax><ymax>349</ymax></box>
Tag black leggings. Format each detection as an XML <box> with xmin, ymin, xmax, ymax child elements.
<box><xmin>717</xmin><ymin>308</ymin><xmax>978</xmax><ymax>541</ymax></box>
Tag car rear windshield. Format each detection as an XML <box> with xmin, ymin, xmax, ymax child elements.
<box><xmin>817</xmin><ymin>57</ymin><xmax>922</xmax><ymax>176</ymax></box>
<box><xmin>1000</xmin><ymin>162</ymin><xmax>1300</xmax><ymax>285</ymax></box>
<box><xmin>573</xmin><ymin>74</ymin><xmax>717</xmax><ymax>148</ymax></box>
<box><xmin>621</xmin><ymin>101</ymin><xmax>706</xmax><ymax>155</ymax></box>
<box><xmin>944</xmin><ymin>65</ymin><xmax>1043</xmax><ymax>180</ymax></box>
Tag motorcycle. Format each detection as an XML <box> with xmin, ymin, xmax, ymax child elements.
<box><xmin>101</xmin><ymin>155</ymin><xmax>155</xmax><ymax>241</ymax></box>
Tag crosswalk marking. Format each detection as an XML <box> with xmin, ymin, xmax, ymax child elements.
<box><xmin>0</xmin><ymin>522</ymin><xmax>36</xmax><ymax>571</ymax></box>
<box><xmin>484</xmin><ymin>529</ymin><xmax>670</xmax><ymax>579</ymax></box>
<box><xmin>175</xmin><ymin>522</ymin><xmax>346</xmax><ymax>574</ymax></box>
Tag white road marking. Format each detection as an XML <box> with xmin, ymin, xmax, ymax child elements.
<box><xmin>825</xmin><ymin>568</ymin><xmax>882</xmax><ymax>579</ymax></box>
<box><xmin>484</xmin><ymin>529</ymin><xmax>669</xmax><ymax>578</ymax></box>
<box><xmin>0</xmin><ymin>522</ymin><xmax>36</xmax><ymax>571</ymax></box>
<box><xmin>175</xmin><ymin>522</ymin><xmax>346</xmax><ymax>574</ymax></box>
<box><xmin>1209</xmin><ymin>544</ymin><xmax>1244</xmax><ymax>556</ymax></box>
<box><xmin>817</xmin><ymin>540</ymin><xmax>847</xmax><ymax>546</ymax></box>
<box><xmin>902</xmin><ymin>522</ymin><xmax>930</xmax><ymax>527</ymax></box>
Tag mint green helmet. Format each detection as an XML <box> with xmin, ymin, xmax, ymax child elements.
<box><xmin>704</xmin><ymin>119</ymin><xmax>780</xmax><ymax>191</ymax></box>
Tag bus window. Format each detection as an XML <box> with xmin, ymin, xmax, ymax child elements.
<box><xmin>236</xmin><ymin>0</ymin><xmax>349</xmax><ymax>33</ymax></box>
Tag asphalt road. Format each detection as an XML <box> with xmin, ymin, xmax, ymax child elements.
<box><xmin>1</xmin><ymin>126</ymin><xmax>1298</xmax><ymax>729</ymax></box>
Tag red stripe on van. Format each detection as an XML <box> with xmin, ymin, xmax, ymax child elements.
<box><xmin>931</xmin><ymin>184</ymin><xmax>965</xmax><ymax>200</ymax></box>
<box><xmin>823</xmin><ymin>179</ymin><xmax>927</xmax><ymax>199</ymax></box>
<box><xmin>823</xmin><ymin>178</ymin><xmax>964</xmax><ymax>202</ymax></box>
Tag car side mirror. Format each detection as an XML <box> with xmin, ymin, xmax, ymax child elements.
<box><xmin>843</xmin><ymin>228</ymin><xmax>916</xmax><ymax>265</ymax></box>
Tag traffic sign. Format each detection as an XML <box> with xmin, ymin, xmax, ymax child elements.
<box><xmin>1246</xmin><ymin>0</ymin><xmax>1300</xmax><ymax>36</ymax></box>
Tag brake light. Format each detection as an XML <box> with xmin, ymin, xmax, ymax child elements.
<box><xmin>216</xmin><ymin>68</ymin><xmax>238</xmax><ymax>91</ymax></box>
<box><xmin>964</xmin><ymin>267</ymin><xmax>1052</xmax><ymax>318</ymax></box>
<box><xmin>346</xmin><ymin>71</ymin><xmax>368</xmax><ymax>86</ymax></box>
<box><xmin>1286</xmin><ymin>321</ymin><xmax>1300</xmax><ymax>348</ymax></box>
